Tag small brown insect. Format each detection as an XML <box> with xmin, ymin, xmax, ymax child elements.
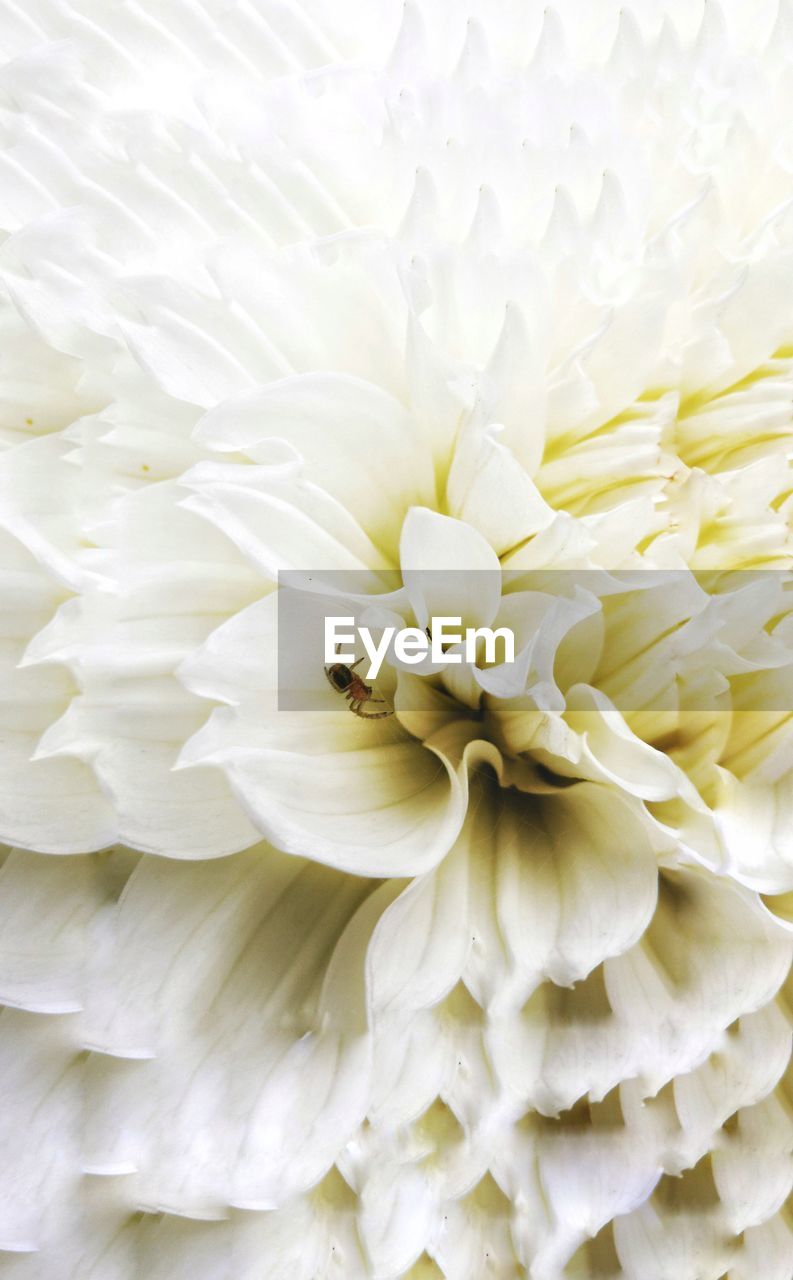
<box><xmin>324</xmin><ymin>650</ymin><xmax>393</xmax><ymax>719</ymax></box>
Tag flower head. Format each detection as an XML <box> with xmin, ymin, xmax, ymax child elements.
<box><xmin>0</xmin><ymin>2</ymin><xmax>792</xmax><ymax>1276</ymax></box>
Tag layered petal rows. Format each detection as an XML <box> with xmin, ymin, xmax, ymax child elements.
<box><xmin>0</xmin><ymin>2</ymin><xmax>792</xmax><ymax>1277</ymax></box>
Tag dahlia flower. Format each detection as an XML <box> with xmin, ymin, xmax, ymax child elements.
<box><xmin>0</xmin><ymin>1</ymin><xmax>791</xmax><ymax>1277</ymax></box>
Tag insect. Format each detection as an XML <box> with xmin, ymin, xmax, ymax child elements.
<box><xmin>324</xmin><ymin>649</ymin><xmax>393</xmax><ymax>719</ymax></box>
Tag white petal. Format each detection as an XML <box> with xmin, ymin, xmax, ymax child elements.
<box><xmin>181</xmin><ymin>708</ymin><xmax>468</xmax><ymax>876</ymax></box>
<box><xmin>368</xmin><ymin>840</ymin><xmax>470</xmax><ymax>1013</ymax></box>
<box><xmin>193</xmin><ymin>373</ymin><xmax>436</xmax><ymax>559</ymax></box>
<box><xmin>400</xmin><ymin>507</ymin><xmax>502</xmax><ymax>630</ymax></box>
<box><xmin>81</xmin><ymin>848</ymin><xmax>392</xmax><ymax>1215</ymax></box>
<box><xmin>181</xmin><ymin>459</ymin><xmax>390</xmax><ymax>576</ymax></box>
<box><xmin>605</xmin><ymin>871</ymin><xmax>792</xmax><ymax>1095</ymax></box>
<box><xmin>713</xmin><ymin>771</ymin><xmax>793</xmax><ymax>893</ymax></box>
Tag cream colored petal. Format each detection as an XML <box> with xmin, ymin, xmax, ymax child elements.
<box><xmin>613</xmin><ymin>1168</ymin><xmax>737</xmax><ymax>1280</ymax></box>
<box><xmin>77</xmin><ymin>848</ymin><xmax>396</xmax><ymax>1218</ymax></box>
<box><xmin>496</xmin><ymin>785</ymin><xmax>659</xmax><ymax>994</ymax></box>
<box><xmin>180</xmin><ymin>459</ymin><xmax>391</xmax><ymax>576</ymax></box>
<box><xmin>367</xmin><ymin>1007</ymin><xmax>451</xmax><ymax>1132</ymax></box>
<box><xmin>368</xmin><ymin>840</ymin><xmax>470</xmax><ymax>1014</ymax></box>
<box><xmin>713</xmin><ymin>771</ymin><xmax>793</xmax><ymax>893</ymax></box>
<box><xmin>193</xmin><ymin>374</ymin><xmax>436</xmax><ymax>560</ymax></box>
<box><xmin>563</xmin><ymin>686</ymin><xmax>692</xmax><ymax>802</ymax></box>
<box><xmin>605</xmin><ymin>871</ymin><xmax>792</xmax><ymax>1096</ymax></box>
<box><xmin>534</xmin><ymin>1123</ymin><xmax>662</xmax><ymax>1276</ymax></box>
<box><xmin>179</xmin><ymin>595</ymin><xmax>483</xmax><ymax>876</ymax></box>
<box><xmin>180</xmin><ymin>708</ymin><xmax>468</xmax><ymax>877</ymax></box>
<box><xmin>357</xmin><ymin>1162</ymin><xmax>436</xmax><ymax>1278</ymax></box>
<box><xmin>399</xmin><ymin>507</ymin><xmax>502</xmax><ymax>631</ymax></box>
<box><xmin>0</xmin><ymin>525</ymin><xmax>117</xmax><ymax>852</ymax></box>
<box><xmin>33</xmin><ymin>688</ymin><xmax>258</xmax><ymax>859</ymax></box>
<box><xmin>728</xmin><ymin>1215</ymin><xmax>793</xmax><ymax>1280</ymax></box>
<box><xmin>0</xmin><ymin>849</ymin><xmax>113</xmax><ymax>1014</ymax></box>
<box><xmin>0</xmin><ymin>1008</ymin><xmax>83</xmax><ymax>1253</ymax></box>
<box><xmin>445</xmin><ymin>415</ymin><xmax>554</xmax><ymax>557</ymax></box>
<box><xmin>673</xmin><ymin>1004</ymin><xmax>791</xmax><ymax>1164</ymax></box>
<box><xmin>0</xmin><ymin>433</ymin><xmax>108</xmax><ymax>591</ymax></box>
<box><xmin>711</xmin><ymin>1092</ymin><xmax>793</xmax><ymax>1233</ymax></box>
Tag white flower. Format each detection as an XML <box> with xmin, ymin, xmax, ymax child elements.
<box><xmin>0</xmin><ymin>2</ymin><xmax>792</xmax><ymax>1277</ymax></box>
